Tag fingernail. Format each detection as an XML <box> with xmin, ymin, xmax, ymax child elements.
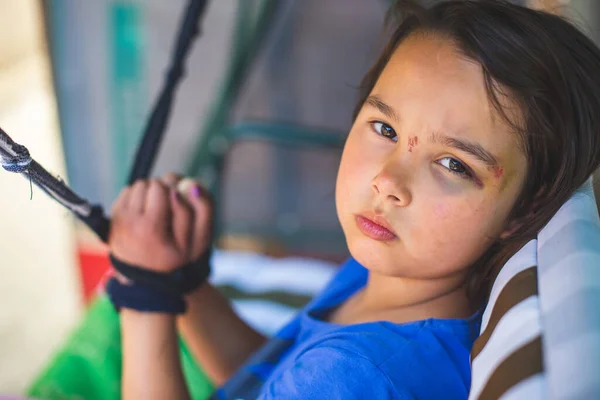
<box><xmin>171</xmin><ymin>188</ymin><xmax>180</xmax><ymax>202</ymax></box>
<box><xmin>192</xmin><ymin>186</ymin><xmax>202</xmax><ymax>198</ymax></box>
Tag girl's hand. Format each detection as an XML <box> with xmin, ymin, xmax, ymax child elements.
<box><xmin>109</xmin><ymin>177</ymin><xmax>212</xmax><ymax>274</ymax></box>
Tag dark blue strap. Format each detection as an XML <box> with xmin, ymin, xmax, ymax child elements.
<box><xmin>106</xmin><ymin>277</ymin><xmax>186</xmax><ymax>314</ymax></box>
<box><xmin>109</xmin><ymin>249</ymin><xmax>211</xmax><ymax>296</ymax></box>
<box><xmin>127</xmin><ymin>0</ymin><xmax>208</xmax><ymax>183</ymax></box>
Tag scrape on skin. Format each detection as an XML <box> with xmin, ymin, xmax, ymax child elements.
<box><xmin>408</xmin><ymin>136</ymin><xmax>418</xmax><ymax>152</ymax></box>
<box><xmin>489</xmin><ymin>165</ymin><xmax>504</xmax><ymax>180</ymax></box>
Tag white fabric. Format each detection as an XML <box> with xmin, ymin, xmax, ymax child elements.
<box><xmin>470</xmin><ymin>296</ymin><xmax>543</xmax><ymax>400</ymax></box>
<box><xmin>210</xmin><ymin>250</ymin><xmax>337</xmax><ymax>295</ymax></box>
<box><xmin>500</xmin><ymin>374</ymin><xmax>546</xmax><ymax>400</ymax></box>
<box><xmin>210</xmin><ymin>250</ymin><xmax>337</xmax><ymax>335</ymax></box>
<box><xmin>537</xmin><ymin>181</ymin><xmax>600</xmax><ymax>399</ymax></box>
<box><xmin>481</xmin><ymin>240</ymin><xmax>537</xmax><ymax>331</ymax></box>
<box><xmin>470</xmin><ymin>179</ymin><xmax>600</xmax><ymax>400</ymax></box>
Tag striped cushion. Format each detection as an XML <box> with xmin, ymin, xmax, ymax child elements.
<box><xmin>469</xmin><ymin>180</ymin><xmax>600</xmax><ymax>399</ymax></box>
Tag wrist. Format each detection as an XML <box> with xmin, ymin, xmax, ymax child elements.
<box><xmin>109</xmin><ymin>248</ymin><xmax>212</xmax><ymax>296</ymax></box>
<box><xmin>184</xmin><ymin>280</ymin><xmax>212</xmax><ymax>299</ymax></box>
<box><xmin>121</xmin><ymin>309</ymin><xmax>178</xmax><ymax>343</ymax></box>
<box><xmin>121</xmin><ymin>308</ymin><xmax>177</xmax><ymax>322</ymax></box>
<box><xmin>106</xmin><ymin>277</ymin><xmax>187</xmax><ymax>315</ymax></box>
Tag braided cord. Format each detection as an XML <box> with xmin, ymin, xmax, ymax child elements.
<box><xmin>0</xmin><ymin>127</ymin><xmax>110</xmax><ymax>241</ymax></box>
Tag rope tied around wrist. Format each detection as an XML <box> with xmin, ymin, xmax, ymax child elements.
<box><xmin>106</xmin><ymin>249</ymin><xmax>212</xmax><ymax>314</ymax></box>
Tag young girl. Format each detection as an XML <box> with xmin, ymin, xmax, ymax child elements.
<box><xmin>107</xmin><ymin>1</ymin><xmax>600</xmax><ymax>398</ymax></box>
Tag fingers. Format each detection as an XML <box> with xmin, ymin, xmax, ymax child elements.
<box><xmin>145</xmin><ymin>180</ymin><xmax>170</xmax><ymax>231</ymax></box>
<box><xmin>170</xmin><ymin>187</ymin><xmax>193</xmax><ymax>254</ymax></box>
<box><xmin>112</xmin><ymin>176</ymin><xmax>210</xmax><ymax>261</ymax></box>
<box><xmin>111</xmin><ymin>185</ymin><xmax>131</xmax><ymax>215</ymax></box>
<box><xmin>160</xmin><ymin>172</ymin><xmax>183</xmax><ymax>188</ymax></box>
<box><xmin>160</xmin><ymin>175</ymin><xmax>212</xmax><ymax>257</ymax></box>
<box><xmin>108</xmin><ymin>178</ymin><xmax>193</xmax><ymax>272</ymax></box>
<box><xmin>176</xmin><ymin>178</ymin><xmax>197</xmax><ymax>196</ymax></box>
<box><xmin>187</xmin><ymin>183</ymin><xmax>213</xmax><ymax>259</ymax></box>
<box><xmin>128</xmin><ymin>180</ymin><xmax>148</xmax><ymax>214</ymax></box>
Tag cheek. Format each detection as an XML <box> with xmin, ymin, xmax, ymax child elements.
<box><xmin>336</xmin><ymin>133</ymin><xmax>362</xmax><ymax>212</ymax></box>
<box><xmin>336</xmin><ymin>141</ymin><xmax>356</xmax><ymax>196</ymax></box>
<box><xmin>432</xmin><ymin>202</ymin><xmax>451</xmax><ymax>220</ymax></box>
<box><xmin>336</xmin><ymin>130</ymin><xmax>378</xmax><ymax>197</ymax></box>
<box><xmin>418</xmin><ymin>200</ymin><xmax>495</xmax><ymax>268</ymax></box>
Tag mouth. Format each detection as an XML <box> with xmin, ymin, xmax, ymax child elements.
<box><xmin>354</xmin><ymin>213</ymin><xmax>397</xmax><ymax>241</ymax></box>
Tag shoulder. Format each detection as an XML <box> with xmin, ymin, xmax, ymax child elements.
<box><xmin>287</xmin><ymin>323</ymin><xmax>472</xmax><ymax>399</ymax></box>
<box><xmin>258</xmin><ymin>343</ymin><xmax>409</xmax><ymax>400</ymax></box>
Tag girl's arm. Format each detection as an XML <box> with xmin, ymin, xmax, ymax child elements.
<box><xmin>111</xmin><ymin>176</ymin><xmax>266</xmax><ymax>397</ymax></box>
<box><xmin>121</xmin><ymin>310</ymin><xmax>190</xmax><ymax>400</ymax></box>
<box><xmin>178</xmin><ymin>283</ymin><xmax>267</xmax><ymax>386</ymax></box>
<box><xmin>109</xmin><ymin>179</ymin><xmax>197</xmax><ymax>399</ymax></box>
<box><xmin>160</xmin><ymin>174</ymin><xmax>267</xmax><ymax>385</ymax></box>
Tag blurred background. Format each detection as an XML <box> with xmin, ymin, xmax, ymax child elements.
<box><xmin>0</xmin><ymin>0</ymin><xmax>599</xmax><ymax>398</ymax></box>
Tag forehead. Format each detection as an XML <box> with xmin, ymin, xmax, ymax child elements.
<box><xmin>372</xmin><ymin>34</ymin><xmax>524</xmax><ymax>164</ymax></box>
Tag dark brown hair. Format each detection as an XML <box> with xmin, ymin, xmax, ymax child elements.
<box><xmin>355</xmin><ymin>0</ymin><xmax>600</xmax><ymax>307</ymax></box>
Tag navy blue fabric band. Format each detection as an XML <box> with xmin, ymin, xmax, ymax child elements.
<box><xmin>106</xmin><ymin>277</ymin><xmax>186</xmax><ymax>314</ymax></box>
<box><xmin>109</xmin><ymin>249</ymin><xmax>211</xmax><ymax>295</ymax></box>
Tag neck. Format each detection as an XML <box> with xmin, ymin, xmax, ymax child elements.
<box><xmin>359</xmin><ymin>271</ymin><xmax>473</xmax><ymax>321</ymax></box>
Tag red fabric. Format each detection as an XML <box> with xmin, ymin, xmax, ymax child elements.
<box><xmin>77</xmin><ymin>247</ymin><xmax>112</xmax><ymax>303</ymax></box>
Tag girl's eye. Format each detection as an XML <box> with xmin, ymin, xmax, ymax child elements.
<box><xmin>438</xmin><ymin>157</ymin><xmax>473</xmax><ymax>179</ymax></box>
<box><xmin>371</xmin><ymin>122</ymin><xmax>398</xmax><ymax>142</ymax></box>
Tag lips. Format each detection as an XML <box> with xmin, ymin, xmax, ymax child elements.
<box><xmin>355</xmin><ymin>214</ymin><xmax>397</xmax><ymax>241</ymax></box>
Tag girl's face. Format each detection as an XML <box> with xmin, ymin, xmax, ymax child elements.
<box><xmin>336</xmin><ymin>35</ymin><xmax>528</xmax><ymax>280</ymax></box>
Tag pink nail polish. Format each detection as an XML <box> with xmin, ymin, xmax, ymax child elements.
<box><xmin>192</xmin><ymin>186</ymin><xmax>202</xmax><ymax>198</ymax></box>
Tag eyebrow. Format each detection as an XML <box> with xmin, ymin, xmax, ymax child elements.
<box><xmin>364</xmin><ymin>95</ymin><xmax>499</xmax><ymax>168</ymax></box>
<box><xmin>430</xmin><ymin>132</ymin><xmax>499</xmax><ymax>167</ymax></box>
<box><xmin>365</xmin><ymin>95</ymin><xmax>401</xmax><ymax>124</ymax></box>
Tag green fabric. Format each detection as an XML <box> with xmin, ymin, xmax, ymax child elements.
<box><xmin>27</xmin><ymin>295</ymin><xmax>214</xmax><ymax>400</ymax></box>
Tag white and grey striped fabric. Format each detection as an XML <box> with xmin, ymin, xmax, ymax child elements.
<box><xmin>469</xmin><ymin>180</ymin><xmax>600</xmax><ymax>400</ymax></box>
<box><xmin>209</xmin><ymin>250</ymin><xmax>337</xmax><ymax>335</ymax></box>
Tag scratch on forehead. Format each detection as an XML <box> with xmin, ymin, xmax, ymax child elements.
<box><xmin>408</xmin><ymin>136</ymin><xmax>418</xmax><ymax>152</ymax></box>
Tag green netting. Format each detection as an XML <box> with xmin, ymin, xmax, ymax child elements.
<box><xmin>27</xmin><ymin>295</ymin><xmax>214</xmax><ymax>400</ymax></box>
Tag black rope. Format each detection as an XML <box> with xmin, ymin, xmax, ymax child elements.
<box><xmin>0</xmin><ymin>0</ymin><xmax>210</xmax><ymax>244</ymax></box>
<box><xmin>127</xmin><ymin>0</ymin><xmax>209</xmax><ymax>184</ymax></box>
<box><xmin>0</xmin><ymin>127</ymin><xmax>110</xmax><ymax>242</ymax></box>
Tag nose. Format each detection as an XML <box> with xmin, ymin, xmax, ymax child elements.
<box><xmin>371</xmin><ymin>163</ymin><xmax>412</xmax><ymax>207</ymax></box>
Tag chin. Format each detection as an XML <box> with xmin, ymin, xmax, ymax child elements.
<box><xmin>347</xmin><ymin>234</ymin><xmax>403</xmax><ymax>276</ymax></box>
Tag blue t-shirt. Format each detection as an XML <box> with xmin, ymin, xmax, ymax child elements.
<box><xmin>214</xmin><ymin>258</ymin><xmax>481</xmax><ymax>400</ymax></box>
